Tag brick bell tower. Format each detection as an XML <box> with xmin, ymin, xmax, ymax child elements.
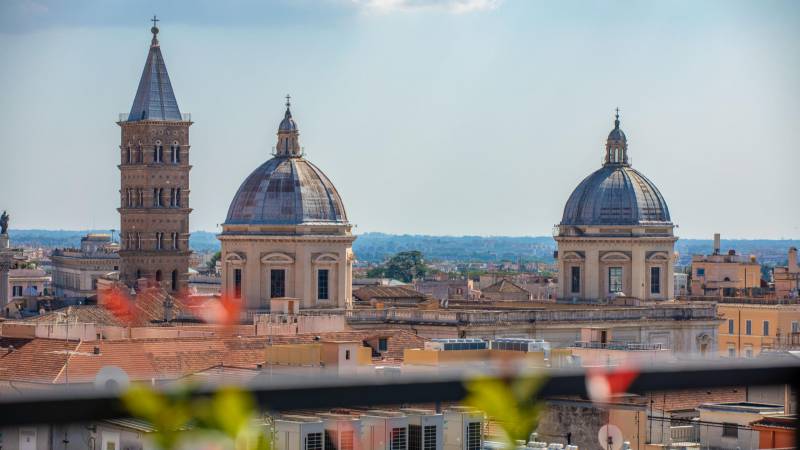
<box><xmin>118</xmin><ymin>18</ymin><xmax>192</xmax><ymax>293</ymax></box>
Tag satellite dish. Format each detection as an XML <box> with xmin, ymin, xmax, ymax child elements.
<box><xmin>598</xmin><ymin>424</ymin><xmax>623</xmax><ymax>450</ymax></box>
<box><xmin>94</xmin><ymin>366</ymin><xmax>130</xmax><ymax>392</ymax></box>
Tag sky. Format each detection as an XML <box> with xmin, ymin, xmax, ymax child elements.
<box><xmin>0</xmin><ymin>0</ymin><xmax>798</xmax><ymax>239</ymax></box>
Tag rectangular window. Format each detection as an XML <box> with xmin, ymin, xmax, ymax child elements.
<box><xmin>696</xmin><ymin>268</ymin><xmax>705</xmax><ymax>277</ymax></box>
<box><xmin>722</xmin><ymin>423</ymin><xmax>738</xmax><ymax>438</ymax></box>
<box><xmin>378</xmin><ymin>338</ymin><xmax>388</xmax><ymax>352</ymax></box>
<box><xmin>306</xmin><ymin>432</ymin><xmax>323</xmax><ymax>450</ymax></box>
<box><xmin>728</xmin><ymin>319</ymin><xmax>734</xmax><ymax>334</ymax></box>
<box><xmin>339</xmin><ymin>430</ymin><xmax>355</xmax><ymax>450</ymax></box>
<box><xmin>390</xmin><ymin>427</ymin><xmax>406</xmax><ymax>450</ymax></box>
<box><xmin>608</xmin><ymin>267</ymin><xmax>623</xmax><ymax>293</ymax></box>
<box><xmin>340</xmin><ymin>431</ymin><xmax>354</xmax><ymax>450</ymax></box>
<box><xmin>409</xmin><ymin>425</ymin><xmax>421</xmax><ymax>450</ymax></box>
<box><xmin>12</xmin><ymin>286</ymin><xmax>22</xmax><ymax>297</ymax></box>
<box><xmin>570</xmin><ymin>266</ymin><xmax>581</xmax><ymax>293</ymax></box>
<box><xmin>423</xmin><ymin>425</ymin><xmax>437</xmax><ymax>450</ymax></box>
<box><xmin>650</xmin><ymin>267</ymin><xmax>661</xmax><ymax>294</ymax></box>
<box><xmin>345</xmin><ymin>349</ymin><xmax>350</xmax><ymax>360</ymax></box>
<box><xmin>763</xmin><ymin>320</ymin><xmax>770</xmax><ymax>337</ymax></box>
<box><xmin>270</xmin><ymin>269</ymin><xmax>286</xmax><ymax>298</ymax></box>
<box><xmin>727</xmin><ymin>344</ymin><xmax>735</xmax><ymax>358</ymax></box>
<box><xmin>746</xmin><ymin>320</ymin><xmax>752</xmax><ymax>335</ymax></box>
<box><xmin>318</xmin><ymin>269</ymin><xmax>329</xmax><ymax>300</ymax></box>
<box><xmin>745</xmin><ymin>346</ymin><xmax>753</xmax><ymax>358</ymax></box>
<box><xmin>466</xmin><ymin>422</ymin><xmax>481</xmax><ymax>450</ymax></box>
<box><xmin>234</xmin><ymin>268</ymin><xmax>242</xmax><ymax>298</ymax></box>
<box><xmin>793</xmin><ymin>321</ymin><xmax>799</xmax><ymax>333</ymax></box>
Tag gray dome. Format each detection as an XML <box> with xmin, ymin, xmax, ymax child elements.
<box><xmin>561</xmin><ymin>165</ymin><xmax>670</xmax><ymax>226</ymax></box>
<box><xmin>608</xmin><ymin>127</ymin><xmax>626</xmax><ymax>142</ymax></box>
<box><xmin>225</xmin><ymin>156</ymin><xmax>348</xmax><ymax>226</ymax></box>
<box><xmin>279</xmin><ymin>111</ymin><xmax>297</xmax><ymax>132</ymax></box>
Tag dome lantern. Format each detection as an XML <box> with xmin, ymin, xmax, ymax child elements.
<box><xmin>604</xmin><ymin>108</ymin><xmax>628</xmax><ymax>166</ymax></box>
<box><xmin>276</xmin><ymin>95</ymin><xmax>301</xmax><ymax>157</ymax></box>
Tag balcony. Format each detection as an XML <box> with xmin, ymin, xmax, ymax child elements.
<box><xmin>0</xmin><ymin>360</ymin><xmax>796</xmax><ymax>450</ymax></box>
<box><xmin>118</xmin><ymin>112</ymin><xmax>192</xmax><ymax>122</ymax></box>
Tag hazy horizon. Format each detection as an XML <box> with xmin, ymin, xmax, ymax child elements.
<box><xmin>1</xmin><ymin>0</ymin><xmax>798</xmax><ymax>239</ymax></box>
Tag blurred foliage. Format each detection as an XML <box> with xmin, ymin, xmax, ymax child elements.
<box><xmin>464</xmin><ymin>374</ymin><xmax>546</xmax><ymax>448</ymax></box>
<box><xmin>122</xmin><ymin>384</ymin><xmax>271</xmax><ymax>450</ymax></box>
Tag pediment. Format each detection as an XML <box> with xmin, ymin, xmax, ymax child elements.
<box><xmin>601</xmin><ymin>252</ymin><xmax>631</xmax><ymax>262</ymax></box>
<box><xmin>261</xmin><ymin>252</ymin><xmax>295</xmax><ymax>264</ymax></box>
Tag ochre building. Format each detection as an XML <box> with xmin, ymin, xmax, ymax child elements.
<box><xmin>219</xmin><ymin>99</ymin><xmax>354</xmax><ymax>311</ymax></box>
<box><xmin>117</xmin><ymin>24</ymin><xmax>192</xmax><ymax>293</ymax></box>
<box><xmin>555</xmin><ymin>112</ymin><xmax>676</xmax><ymax>302</ymax></box>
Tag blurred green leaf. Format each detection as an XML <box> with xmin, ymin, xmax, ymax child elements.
<box><xmin>122</xmin><ymin>384</ymin><xmax>269</xmax><ymax>450</ymax></box>
<box><xmin>464</xmin><ymin>374</ymin><xmax>546</xmax><ymax>449</ymax></box>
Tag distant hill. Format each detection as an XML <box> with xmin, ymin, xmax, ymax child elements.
<box><xmin>8</xmin><ymin>230</ymin><xmax>798</xmax><ymax>265</ymax></box>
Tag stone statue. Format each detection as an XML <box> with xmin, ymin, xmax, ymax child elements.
<box><xmin>0</xmin><ymin>211</ymin><xmax>8</xmax><ymax>235</ymax></box>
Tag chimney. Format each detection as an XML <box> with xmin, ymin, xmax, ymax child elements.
<box><xmin>93</xmin><ymin>346</ymin><xmax>100</xmax><ymax>355</ymax></box>
<box><xmin>713</xmin><ymin>233</ymin><xmax>721</xmax><ymax>255</ymax></box>
<box><xmin>789</xmin><ymin>247</ymin><xmax>798</xmax><ymax>273</ymax></box>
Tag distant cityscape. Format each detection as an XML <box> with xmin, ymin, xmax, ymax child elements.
<box><xmin>8</xmin><ymin>229</ymin><xmax>799</xmax><ymax>266</ymax></box>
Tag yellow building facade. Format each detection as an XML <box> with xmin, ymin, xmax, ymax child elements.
<box><xmin>717</xmin><ymin>303</ymin><xmax>800</xmax><ymax>357</ymax></box>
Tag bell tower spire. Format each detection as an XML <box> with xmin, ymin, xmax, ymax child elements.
<box><xmin>604</xmin><ymin>107</ymin><xmax>629</xmax><ymax>166</ymax></box>
<box><xmin>275</xmin><ymin>95</ymin><xmax>302</xmax><ymax>157</ymax></box>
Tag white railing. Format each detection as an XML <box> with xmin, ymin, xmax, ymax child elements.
<box><xmin>345</xmin><ymin>305</ymin><xmax>716</xmax><ymax>325</ymax></box>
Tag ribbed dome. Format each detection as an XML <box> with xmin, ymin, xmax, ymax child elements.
<box><xmin>225</xmin><ymin>157</ymin><xmax>348</xmax><ymax>226</ymax></box>
<box><xmin>561</xmin><ymin>165</ymin><xmax>670</xmax><ymax>226</ymax></box>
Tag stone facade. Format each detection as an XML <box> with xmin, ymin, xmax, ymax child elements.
<box><xmin>555</xmin><ymin>231</ymin><xmax>677</xmax><ymax>302</ymax></box>
<box><xmin>117</xmin><ymin>26</ymin><xmax>191</xmax><ymax>293</ymax></box>
<box><xmin>219</xmin><ymin>230</ymin><xmax>354</xmax><ymax>310</ymax></box>
<box><xmin>51</xmin><ymin>234</ymin><xmax>120</xmax><ymax>298</ymax></box>
<box><xmin>118</xmin><ymin>119</ymin><xmax>192</xmax><ymax>293</ymax></box>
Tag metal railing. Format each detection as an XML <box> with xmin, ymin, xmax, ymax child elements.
<box><xmin>118</xmin><ymin>112</ymin><xmax>192</xmax><ymax>122</ymax></box>
<box><xmin>0</xmin><ymin>360</ymin><xmax>797</xmax><ymax>434</ymax></box>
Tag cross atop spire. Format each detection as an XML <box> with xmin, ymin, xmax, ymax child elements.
<box><xmin>614</xmin><ymin>107</ymin><xmax>620</xmax><ymax>128</ymax></box>
<box><xmin>285</xmin><ymin>94</ymin><xmax>291</xmax><ymax>109</ymax></box>
<box><xmin>150</xmin><ymin>15</ymin><xmax>160</xmax><ymax>47</ymax></box>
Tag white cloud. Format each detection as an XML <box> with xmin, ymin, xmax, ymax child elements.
<box><xmin>351</xmin><ymin>0</ymin><xmax>502</xmax><ymax>14</ymax></box>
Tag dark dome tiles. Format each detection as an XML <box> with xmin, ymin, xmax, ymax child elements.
<box><xmin>561</xmin><ymin>166</ymin><xmax>670</xmax><ymax>226</ymax></box>
<box><xmin>225</xmin><ymin>156</ymin><xmax>348</xmax><ymax>226</ymax></box>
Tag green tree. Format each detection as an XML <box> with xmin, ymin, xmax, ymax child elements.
<box><xmin>371</xmin><ymin>251</ymin><xmax>428</xmax><ymax>283</ymax></box>
<box><xmin>207</xmin><ymin>251</ymin><xmax>221</xmax><ymax>270</ymax></box>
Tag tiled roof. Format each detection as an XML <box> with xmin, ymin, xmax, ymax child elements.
<box><xmin>0</xmin><ymin>337</ymin><xmax>77</xmax><ymax>383</ymax></box>
<box><xmin>353</xmin><ymin>286</ymin><xmax>427</xmax><ymax>302</ymax></box>
<box><xmin>481</xmin><ymin>279</ymin><xmax>529</xmax><ymax>294</ymax></box>
<box><xmin>127</xmin><ymin>28</ymin><xmax>182</xmax><ymax>122</ymax></box>
<box><xmin>646</xmin><ymin>388</ymin><xmax>746</xmax><ymax>412</ymax></box>
<box><xmin>0</xmin><ymin>329</ymin><xmax>426</xmax><ymax>384</ymax></box>
<box><xmin>9</xmin><ymin>269</ymin><xmax>48</xmax><ymax>278</ymax></box>
<box><xmin>28</xmin><ymin>305</ymin><xmax>126</xmax><ymax>327</ymax></box>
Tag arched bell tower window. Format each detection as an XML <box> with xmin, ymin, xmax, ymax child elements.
<box><xmin>154</xmin><ymin>140</ymin><xmax>164</xmax><ymax>163</ymax></box>
<box><xmin>126</xmin><ymin>145</ymin><xmax>133</xmax><ymax>164</ymax></box>
<box><xmin>137</xmin><ymin>142</ymin><xmax>143</xmax><ymax>163</ymax></box>
<box><xmin>171</xmin><ymin>141</ymin><xmax>180</xmax><ymax>163</ymax></box>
